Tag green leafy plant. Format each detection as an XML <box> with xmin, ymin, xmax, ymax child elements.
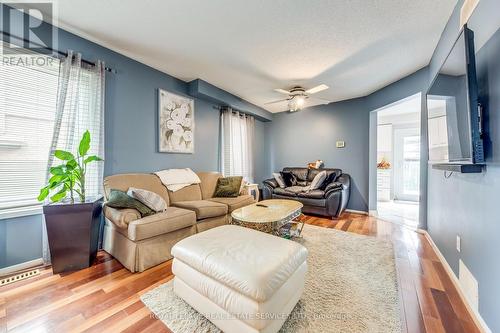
<box><xmin>38</xmin><ymin>130</ymin><xmax>103</xmax><ymax>203</ymax></box>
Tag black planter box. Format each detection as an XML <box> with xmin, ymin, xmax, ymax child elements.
<box><xmin>43</xmin><ymin>196</ymin><xmax>103</xmax><ymax>274</ymax></box>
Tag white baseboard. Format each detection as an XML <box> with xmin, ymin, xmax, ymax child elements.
<box><xmin>345</xmin><ymin>209</ymin><xmax>368</xmax><ymax>215</ymax></box>
<box><xmin>0</xmin><ymin>258</ymin><xmax>44</xmax><ymax>277</ymax></box>
<box><xmin>420</xmin><ymin>230</ymin><xmax>491</xmax><ymax>333</ymax></box>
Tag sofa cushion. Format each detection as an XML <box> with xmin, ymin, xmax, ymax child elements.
<box><xmin>173</xmin><ymin>200</ymin><xmax>228</xmax><ymax>220</ymax></box>
<box><xmin>307</xmin><ymin>168</ymin><xmax>342</xmax><ymax>182</ymax></box>
<box><xmin>126</xmin><ymin>207</ymin><xmax>196</xmax><ymax>241</ymax></box>
<box><xmin>168</xmin><ymin>184</ymin><xmax>203</xmax><ymax>203</ymax></box>
<box><xmin>285</xmin><ymin>186</ymin><xmax>310</xmax><ymax>194</ymax></box>
<box><xmin>273</xmin><ymin>187</ymin><xmax>296</xmax><ymax>196</ymax></box>
<box><xmin>103</xmin><ymin>173</ymin><xmax>170</xmax><ymax>205</ymax></box>
<box><xmin>197</xmin><ymin>172</ymin><xmax>222</xmax><ymax>199</ymax></box>
<box><xmin>282</xmin><ymin>167</ymin><xmax>308</xmax><ymax>181</ymax></box>
<box><xmin>207</xmin><ymin>195</ymin><xmax>255</xmax><ymax>213</ymax></box>
<box><xmin>297</xmin><ymin>189</ymin><xmax>325</xmax><ymax>199</ymax></box>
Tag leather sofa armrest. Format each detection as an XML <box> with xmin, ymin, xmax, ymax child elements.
<box><xmin>324</xmin><ymin>182</ymin><xmax>343</xmax><ymax>194</ymax></box>
<box><xmin>104</xmin><ymin>205</ymin><xmax>141</xmax><ymax>229</ymax></box>
<box><xmin>263</xmin><ymin>178</ymin><xmax>278</xmax><ymax>188</ymax></box>
<box><xmin>324</xmin><ymin>173</ymin><xmax>351</xmax><ymax>217</ymax></box>
<box><xmin>262</xmin><ymin>178</ymin><xmax>278</xmax><ymax>200</ymax></box>
<box><xmin>325</xmin><ymin>174</ymin><xmax>350</xmax><ymax>193</ymax></box>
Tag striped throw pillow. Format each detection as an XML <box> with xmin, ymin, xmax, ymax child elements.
<box><xmin>127</xmin><ymin>187</ymin><xmax>167</xmax><ymax>212</ymax></box>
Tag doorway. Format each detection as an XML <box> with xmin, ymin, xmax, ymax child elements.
<box><xmin>372</xmin><ymin>94</ymin><xmax>421</xmax><ymax>229</ymax></box>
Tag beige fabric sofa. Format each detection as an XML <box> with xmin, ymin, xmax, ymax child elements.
<box><xmin>102</xmin><ymin>171</ymin><xmax>255</xmax><ymax>272</ymax></box>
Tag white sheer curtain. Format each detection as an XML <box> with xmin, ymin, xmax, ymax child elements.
<box><xmin>42</xmin><ymin>50</ymin><xmax>105</xmax><ymax>264</ymax></box>
<box><xmin>220</xmin><ymin>107</ymin><xmax>255</xmax><ymax>183</ymax></box>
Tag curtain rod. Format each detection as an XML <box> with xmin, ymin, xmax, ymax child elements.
<box><xmin>1</xmin><ymin>31</ymin><xmax>116</xmax><ymax>73</ymax></box>
<box><xmin>212</xmin><ymin>105</ymin><xmax>253</xmax><ymax>117</ymax></box>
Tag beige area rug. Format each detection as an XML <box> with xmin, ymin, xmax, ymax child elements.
<box><xmin>141</xmin><ymin>224</ymin><xmax>401</xmax><ymax>333</ymax></box>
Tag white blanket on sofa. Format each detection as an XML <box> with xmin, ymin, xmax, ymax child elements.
<box><xmin>155</xmin><ymin>168</ymin><xmax>201</xmax><ymax>192</ymax></box>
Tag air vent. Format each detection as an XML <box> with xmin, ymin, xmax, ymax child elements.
<box><xmin>0</xmin><ymin>269</ymin><xmax>40</xmax><ymax>286</ymax></box>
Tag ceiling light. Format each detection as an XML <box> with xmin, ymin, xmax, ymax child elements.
<box><xmin>288</xmin><ymin>96</ymin><xmax>305</xmax><ymax>112</ymax></box>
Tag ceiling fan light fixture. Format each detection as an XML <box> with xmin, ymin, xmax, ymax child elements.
<box><xmin>288</xmin><ymin>96</ymin><xmax>305</xmax><ymax>112</ymax></box>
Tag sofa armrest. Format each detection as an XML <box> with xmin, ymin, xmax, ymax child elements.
<box><xmin>104</xmin><ymin>205</ymin><xmax>141</xmax><ymax>229</ymax></box>
<box><xmin>263</xmin><ymin>178</ymin><xmax>278</xmax><ymax>189</ymax></box>
<box><xmin>324</xmin><ymin>174</ymin><xmax>351</xmax><ymax>217</ymax></box>
<box><xmin>324</xmin><ymin>182</ymin><xmax>343</xmax><ymax>194</ymax></box>
<box><xmin>262</xmin><ymin>178</ymin><xmax>278</xmax><ymax>200</ymax></box>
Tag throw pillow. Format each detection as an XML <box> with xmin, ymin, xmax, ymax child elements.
<box><xmin>106</xmin><ymin>189</ymin><xmax>155</xmax><ymax>217</ymax></box>
<box><xmin>281</xmin><ymin>171</ymin><xmax>297</xmax><ymax>187</ymax></box>
<box><xmin>213</xmin><ymin>176</ymin><xmax>243</xmax><ymax>197</ymax></box>
<box><xmin>320</xmin><ymin>172</ymin><xmax>338</xmax><ymax>190</ymax></box>
<box><xmin>273</xmin><ymin>172</ymin><xmax>286</xmax><ymax>188</ymax></box>
<box><xmin>127</xmin><ymin>187</ymin><xmax>167</xmax><ymax>212</ymax></box>
<box><xmin>309</xmin><ymin>170</ymin><xmax>327</xmax><ymax>191</ymax></box>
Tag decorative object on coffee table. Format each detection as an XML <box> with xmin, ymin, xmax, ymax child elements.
<box><xmin>231</xmin><ymin>199</ymin><xmax>305</xmax><ymax>238</ymax></box>
<box><xmin>38</xmin><ymin>130</ymin><xmax>104</xmax><ymax>273</ymax></box>
<box><xmin>158</xmin><ymin>89</ymin><xmax>195</xmax><ymax>153</ymax></box>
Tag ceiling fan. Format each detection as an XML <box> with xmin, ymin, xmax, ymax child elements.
<box><xmin>265</xmin><ymin>84</ymin><xmax>330</xmax><ymax>112</ymax></box>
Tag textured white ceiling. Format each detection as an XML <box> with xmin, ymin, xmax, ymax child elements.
<box><xmin>46</xmin><ymin>0</ymin><xmax>457</xmax><ymax>112</ymax></box>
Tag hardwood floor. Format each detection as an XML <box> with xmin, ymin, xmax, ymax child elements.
<box><xmin>0</xmin><ymin>213</ymin><xmax>481</xmax><ymax>333</ymax></box>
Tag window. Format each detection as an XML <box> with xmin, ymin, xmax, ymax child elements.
<box><xmin>0</xmin><ymin>44</ymin><xmax>60</xmax><ymax>211</ymax></box>
<box><xmin>402</xmin><ymin>135</ymin><xmax>420</xmax><ymax>196</ymax></box>
<box><xmin>0</xmin><ymin>44</ymin><xmax>105</xmax><ymax>215</ymax></box>
<box><xmin>220</xmin><ymin>108</ymin><xmax>255</xmax><ymax>183</ymax></box>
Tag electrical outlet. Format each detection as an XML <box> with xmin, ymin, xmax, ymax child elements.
<box><xmin>456</xmin><ymin>235</ymin><xmax>461</xmax><ymax>252</ymax></box>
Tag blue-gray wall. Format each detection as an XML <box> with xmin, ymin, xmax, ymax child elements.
<box><xmin>0</xmin><ymin>215</ymin><xmax>43</xmax><ymax>268</ymax></box>
<box><xmin>0</xmin><ymin>4</ymin><xmax>271</xmax><ymax>269</ymax></box>
<box><xmin>426</xmin><ymin>2</ymin><xmax>500</xmax><ymax>331</ymax></box>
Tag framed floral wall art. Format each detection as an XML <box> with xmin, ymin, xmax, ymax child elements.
<box><xmin>158</xmin><ymin>89</ymin><xmax>195</xmax><ymax>153</ymax></box>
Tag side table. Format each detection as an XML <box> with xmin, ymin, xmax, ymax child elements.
<box><xmin>244</xmin><ymin>183</ymin><xmax>260</xmax><ymax>201</ymax></box>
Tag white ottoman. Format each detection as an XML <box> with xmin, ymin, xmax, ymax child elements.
<box><xmin>171</xmin><ymin>225</ymin><xmax>308</xmax><ymax>333</ymax></box>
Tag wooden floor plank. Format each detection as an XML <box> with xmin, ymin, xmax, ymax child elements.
<box><xmin>0</xmin><ymin>213</ymin><xmax>481</xmax><ymax>333</ymax></box>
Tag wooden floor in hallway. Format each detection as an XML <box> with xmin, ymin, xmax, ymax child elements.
<box><xmin>0</xmin><ymin>213</ymin><xmax>481</xmax><ymax>333</ymax></box>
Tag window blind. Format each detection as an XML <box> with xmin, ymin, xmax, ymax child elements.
<box><xmin>0</xmin><ymin>43</ymin><xmax>60</xmax><ymax>210</ymax></box>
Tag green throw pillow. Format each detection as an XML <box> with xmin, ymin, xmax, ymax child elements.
<box><xmin>213</xmin><ymin>176</ymin><xmax>243</xmax><ymax>198</ymax></box>
<box><xmin>106</xmin><ymin>189</ymin><xmax>155</xmax><ymax>217</ymax></box>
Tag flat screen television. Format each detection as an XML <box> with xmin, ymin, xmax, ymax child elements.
<box><xmin>427</xmin><ymin>25</ymin><xmax>484</xmax><ymax>165</ymax></box>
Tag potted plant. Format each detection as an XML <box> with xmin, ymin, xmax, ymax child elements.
<box><xmin>38</xmin><ymin>130</ymin><xmax>104</xmax><ymax>273</ymax></box>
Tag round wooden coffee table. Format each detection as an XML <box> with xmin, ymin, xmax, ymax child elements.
<box><xmin>230</xmin><ymin>199</ymin><xmax>304</xmax><ymax>238</ymax></box>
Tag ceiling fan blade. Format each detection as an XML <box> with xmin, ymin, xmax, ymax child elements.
<box><xmin>264</xmin><ymin>98</ymin><xmax>290</xmax><ymax>105</ymax></box>
<box><xmin>309</xmin><ymin>96</ymin><xmax>331</xmax><ymax>104</ymax></box>
<box><xmin>305</xmin><ymin>84</ymin><xmax>329</xmax><ymax>94</ymax></box>
<box><xmin>274</xmin><ymin>88</ymin><xmax>292</xmax><ymax>95</ymax></box>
